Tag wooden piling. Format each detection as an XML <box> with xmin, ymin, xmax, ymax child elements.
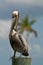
<box><xmin>12</xmin><ymin>57</ymin><xmax>32</xmax><ymax>65</ymax></box>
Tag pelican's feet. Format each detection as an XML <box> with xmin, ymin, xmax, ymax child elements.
<box><xmin>9</xmin><ymin>55</ymin><xmax>15</xmax><ymax>60</ymax></box>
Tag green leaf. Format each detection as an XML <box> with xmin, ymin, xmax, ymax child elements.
<box><xmin>30</xmin><ymin>19</ymin><xmax>36</xmax><ymax>25</ymax></box>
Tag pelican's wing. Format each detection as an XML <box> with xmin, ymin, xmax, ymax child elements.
<box><xmin>18</xmin><ymin>34</ymin><xmax>28</xmax><ymax>55</ymax></box>
<box><xmin>11</xmin><ymin>34</ymin><xmax>25</xmax><ymax>52</ymax></box>
<box><xmin>18</xmin><ymin>34</ymin><xmax>25</xmax><ymax>47</ymax></box>
<box><xmin>18</xmin><ymin>34</ymin><xmax>28</xmax><ymax>50</ymax></box>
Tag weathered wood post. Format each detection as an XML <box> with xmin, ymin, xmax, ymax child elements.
<box><xmin>12</xmin><ymin>57</ymin><xmax>32</xmax><ymax>65</ymax></box>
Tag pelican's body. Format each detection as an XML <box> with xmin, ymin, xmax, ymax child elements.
<box><xmin>9</xmin><ymin>11</ymin><xmax>29</xmax><ymax>57</ymax></box>
<box><xmin>9</xmin><ymin>29</ymin><xmax>28</xmax><ymax>56</ymax></box>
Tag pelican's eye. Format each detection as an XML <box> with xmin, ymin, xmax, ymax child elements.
<box><xmin>12</xmin><ymin>14</ymin><xmax>17</xmax><ymax>18</ymax></box>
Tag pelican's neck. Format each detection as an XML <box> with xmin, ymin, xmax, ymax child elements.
<box><xmin>10</xmin><ymin>18</ymin><xmax>18</xmax><ymax>31</ymax></box>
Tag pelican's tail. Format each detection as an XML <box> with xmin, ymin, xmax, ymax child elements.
<box><xmin>22</xmin><ymin>52</ymin><xmax>29</xmax><ymax>56</ymax></box>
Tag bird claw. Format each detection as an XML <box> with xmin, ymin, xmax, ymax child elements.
<box><xmin>9</xmin><ymin>56</ymin><xmax>15</xmax><ymax>60</ymax></box>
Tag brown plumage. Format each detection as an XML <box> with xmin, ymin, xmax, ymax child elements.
<box><xmin>9</xmin><ymin>11</ymin><xmax>29</xmax><ymax>57</ymax></box>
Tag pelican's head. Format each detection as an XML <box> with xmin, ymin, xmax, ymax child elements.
<box><xmin>12</xmin><ymin>11</ymin><xmax>19</xmax><ymax>20</ymax></box>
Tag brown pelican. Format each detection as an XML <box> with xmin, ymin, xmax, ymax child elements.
<box><xmin>9</xmin><ymin>11</ymin><xmax>29</xmax><ymax>58</ymax></box>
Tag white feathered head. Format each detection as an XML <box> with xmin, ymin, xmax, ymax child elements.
<box><xmin>12</xmin><ymin>11</ymin><xmax>19</xmax><ymax>20</ymax></box>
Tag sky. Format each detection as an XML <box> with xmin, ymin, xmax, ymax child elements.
<box><xmin>0</xmin><ymin>0</ymin><xmax>43</xmax><ymax>65</ymax></box>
